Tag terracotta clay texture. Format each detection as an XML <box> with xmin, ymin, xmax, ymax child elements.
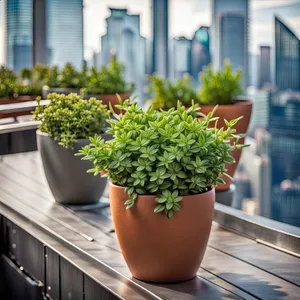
<box><xmin>96</xmin><ymin>93</ymin><xmax>131</xmax><ymax>114</ymax></box>
<box><xmin>110</xmin><ymin>182</ymin><xmax>215</xmax><ymax>283</ymax></box>
<box><xmin>199</xmin><ymin>100</ymin><xmax>252</xmax><ymax>191</ymax></box>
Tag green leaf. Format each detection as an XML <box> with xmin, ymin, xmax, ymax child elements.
<box><xmin>154</xmin><ymin>204</ymin><xmax>165</xmax><ymax>213</ymax></box>
<box><xmin>167</xmin><ymin>210</ymin><xmax>174</xmax><ymax>219</ymax></box>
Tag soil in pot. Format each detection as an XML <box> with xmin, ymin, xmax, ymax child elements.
<box><xmin>110</xmin><ymin>182</ymin><xmax>215</xmax><ymax>283</ymax></box>
<box><xmin>37</xmin><ymin>130</ymin><xmax>111</xmax><ymax>205</ymax></box>
<box><xmin>199</xmin><ymin>100</ymin><xmax>252</xmax><ymax>191</ymax></box>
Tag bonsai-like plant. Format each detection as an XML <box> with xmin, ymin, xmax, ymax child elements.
<box><xmin>19</xmin><ymin>65</ymin><xmax>51</xmax><ymax>96</ymax></box>
<box><xmin>78</xmin><ymin>100</ymin><xmax>246</xmax><ymax>218</ymax></box>
<box><xmin>0</xmin><ymin>66</ymin><xmax>19</xmax><ymax>98</ymax></box>
<box><xmin>86</xmin><ymin>59</ymin><xmax>135</xmax><ymax>95</ymax></box>
<box><xmin>33</xmin><ymin>93</ymin><xmax>109</xmax><ymax>149</ymax></box>
<box><xmin>148</xmin><ymin>74</ymin><xmax>199</xmax><ymax>110</ymax></box>
<box><xmin>200</xmin><ymin>60</ymin><xmax>243</xmax><ymax>105</ymax></box>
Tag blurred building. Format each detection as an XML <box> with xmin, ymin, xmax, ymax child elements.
<box><xmin>218</xmin><ymin>13</ymin><xmax>247</xmax><ymax>88</ymax></box>
<box><xmin>4</xmin><ymin>0</ymin><xmax>83</xmax><ymax>71</ymax></box>
<box><xmin>191</xmin><ymin>26</ymin><xmax>210</xmax><ymax>82</ymax></box>
<box><xmin>171</xmin><ymin>36</ymin><xmax>191</xmax><ymax>79</ymax></box>
<box><xmin>211</xmin><ymin>0</ymin><xmax>249</xmax><ymax>88</ymax></box>
<box><xmin>247</xmin><ymin>88</ymin><xmax>270</xmax><ymax>135</ymax></box>
<box><xmin>275</xmin><ymin>16</ymin><xmax>300</xmax><ymax>91</ymax></box>
<box><xmin>152</xmin><ymin>0</ymin><xmax>168</xmax><ymax>77</ymax></box>
<box><xmin>259</xmin><ymin>46</ymin><xmax>271</xmax><ymax>88</ymax></box>
<box><xmin>101</xmin><ymin>8</ymin><xmax>146</xmax><ymax>102</ymax></box>
<box><xmin>47</xmin><ymin>0</ymin><xmax>84</xmax><ymax>69</ymax></box>
<box><xmin>4</xmin><ymin>0</ymin><xmax>34</xmax><ymax>72</ymax></box>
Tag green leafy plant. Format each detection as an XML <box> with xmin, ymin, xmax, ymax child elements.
<box><xmin>33</xmin><ymin>93</ymin><xmax>109</xmax><ymax>149</ymax></box>
<box><xmin>148</xmin><ymin>74</ymin><xmax>199</xmax><ymax>110</ymax></box>
<box><xmin>44</xmin><ymin>63</ymin><xmax>87</xmax><ymax>89</ymax></box>
<box><xmin>200</xmin><ymin>60</ymin><xmax>243</xmax><ymax>105</ymax></box>
<box><xmin>78</xmin><ymin>99</ymin><xmax>247</xmax><ymax>218</ymax></box>
<box><xmin>86</xmin><ymin>59</ymin><xmax>135</xmax><ymax>95</ymax></box>
<box><xmin>0</xmin><ymin>66</ymin><xmax>19</xmax><ymax>98</ymax></box>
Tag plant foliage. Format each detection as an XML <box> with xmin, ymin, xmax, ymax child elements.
<box><xmin>200</xmin><ymin>60</ymin><xmax>243</xmax><ymax>105</ymax></box>
<box><xmin>0</xmin><ymin>66</ymin><xmax>19</xmax><ymax>98</ymax></box>
<box><xmin>33</xmin><ymin>93</ymin><xmax>109</xmax><ymax>149</ymax></box>
<box><xmin>78</xmin><ymin>99</ymin><xmax>247</xmax><ymax>218</ymax></box>
<box><xmin>148</xmin><ymin>74</ymin><xmax>199</xmax><ymax>110</ymax></box>
<box><xmin>85</xmin><ymin>59</ymin><xmax>135</xmax><ymax>95</ymax></box>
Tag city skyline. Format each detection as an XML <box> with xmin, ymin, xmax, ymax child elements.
<box><xmin>1</xmin><ymin>0</ymin><xmax>300</xmax><ymax>65</ymax></box>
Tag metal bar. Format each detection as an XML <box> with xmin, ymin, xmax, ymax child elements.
<box><xmin>0</xmin><ymin>121</ymin><xmax>41</xmax><ymax>134</ymax></box>
<box><xmin>0</xmin><ymin>100</ymin><xmax>49</xmax><ymax>114</ymax></box>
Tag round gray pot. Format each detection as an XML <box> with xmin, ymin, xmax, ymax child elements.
<box><xmin>37</xmin><ymin>130</ymin><xmax>111</xmax><ymax>205</ymax></box>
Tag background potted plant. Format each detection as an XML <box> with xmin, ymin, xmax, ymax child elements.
<box><xmin>33</xmin><ymin>93</ymin><xmax>110</xmax><ymax>205</ymax></box>
<box><xmin>147</xmin><ymin>73</ymin><xmax>199</xmax><ymax>110</ymax></box>
<box><xmin>199</xmin><ymin>60</ymin><xmax>252</xmax><ymax>191</ymax></box>
<box><xmin>85</xmin><ymin>58</ymin><xmax>135</xmax><ymax>110</ymax></box>
<box><xmin>78</xmin><ymin>100</ymin><xmax>246</xmax><ymax>283</ymax></box>
<box><xmin>42</xmin><ymin>63</ymin><xmax>87</xmax><ymax>98</ymax></box>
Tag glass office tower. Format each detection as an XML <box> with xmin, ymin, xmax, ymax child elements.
<box><xmin>275</xmin><ymin>16</ymin><xmax>300</xmax><ymax>91</ymax></box>
<box><xmin>211</xmin><ymin>0</ymin><xmax>248</xmax><ymax>88</ymax></box>
<box><xmin>191</xmin><ymin>26</ymin><xmax>210</xmax><ymax>81</ymax></box>
<box><xmin>4</xmin><ymin>0</ymin><xmax>33</xmax><ymax>72</ymax></box>
<box><xmin>47</xmin><ymin>0</ymin><xmax>84</xmax><ymax>69</ymax></box>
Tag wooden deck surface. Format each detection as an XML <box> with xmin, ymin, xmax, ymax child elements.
<box><xmin>0</xmin><ymin>151</ymin><xmax>300</xmax><ymax>300</ymax></box>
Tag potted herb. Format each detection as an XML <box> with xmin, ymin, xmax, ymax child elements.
<box><xmin>42</xmin><ymin>63</ymin><xmax>87</xmax><ymax>98</ymax></box>
<box><xmin>78</xmin><ymin>100</ymin><xmax>245</xmax><ymax>282</ymax></box>
<box><xmin>85</xmin><ymin>59</ymin><xmax>135</xmax><ymax>111</ymax></box>
<box><xmin>0</xmin><ymin>66</ymin><xmax>21</xmax><ymax>104</ymax></box>
<box><xmin>147</xmin><ymin>73</ymin><xmax>199</xmax><ymax>110</ymax></box>
<box><xmin>199</xmin><ymin>60</ymin><xmax>252</xmax><ymax>191</ymax></box>
<box><xmin>33</xmin><ymin>93</ymin><xmax>110</xmax><ymax>205</ymax></box>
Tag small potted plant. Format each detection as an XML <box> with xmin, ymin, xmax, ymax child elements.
<box><xmin>42</xmin><ymin>63</ymin><xmax>87</xmax><ymax>98</ymax></box>
<box><xmin>199</xmin><ymin>60</ymin><xmax>252</xmax><ymax>191</ymax></box>
<box><xmin>85</xmin><ymin>58</ymin><xmax>135</xmax><ymax>111</ymax></box>
<box><xmin>78</xmin><ymin>100</ymin><xmax>246</xmax><ymax>283</ymax></box>
<box><xmin>0</xmin><ymin>66</ymin><xmax>21</xmax><ymax>104</ymax></box>
<box><xmin>33</xmin><ymin>93</ymin><xmax>110</xmax><ymax>205</ymax></box>
<box><xmin>147</xmin><ymin>73</ymin><xmax>199</xmax><ymax>110</ymax></box>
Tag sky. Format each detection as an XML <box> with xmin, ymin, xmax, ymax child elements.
<box><xmin>0</xmin><ymin>0</ymin><xmax>300</xmax><ymax>64</ymax></box>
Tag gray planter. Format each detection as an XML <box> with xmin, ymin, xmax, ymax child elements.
<box><xmin>42</xmin><ymin>87</ymin><xmax>80</xmax><ymax>98</ymax></box>
<box><xmin>37</xmin><ymin>130</ymin><xmax>111</xmax><ymax>205</ymax></box>
<box><xmin>215</xmin><ymin>184</ymin><xmax>236</xmax><ymax>206</ymax></box>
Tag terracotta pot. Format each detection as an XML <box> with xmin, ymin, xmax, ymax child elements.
<box><xmin>199</xmin><ymin>99</ymin><xmax>252</xmax><ymax>191</ymax></box>
<box><xmin>94</xmin><ymin>93</ymin><xmax>131</xmax><ymax>114</ymax></box>
<box><xmin>110</xmin><ymin>182</ymin><xmax>215</xmax><ymax>283</ymax></box>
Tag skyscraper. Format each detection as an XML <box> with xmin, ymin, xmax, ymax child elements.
<box><xmin>172</xmin><ymin>36</ymin><xmax>191</xmax><ymax>79</ymax></box>
<box><xmin>218</xmin><ymin>13</ymin><xmax>247</xmax><ymax>88</ymax></box>
<box><xmin>275</xmin><ymin>16</ymin><xmax>300</xmax><ymax>91</ymax></box>
<box><xmin>259</xmin><ymin>46</ymin><xmax>271</xmax><ymax>88</ymax></box>
<box><xmin>47</xmin><ymin>0</ymin><xmax>84</xmax><ymax>69</ymax></box>
<box><xmin>191</xmin><ymin>26</ymin><xmax>210</xmax><ymax>81</ymax></box>
<box><xmin>152</xmin><ymin>0</ymin><xmax>168</xmax><ymax>77</ymax></box>
<box><xmin>4</xmin><ymin>0</ymin><xmax>34</xmax><ymax>72</ymax></box>
<box><xmin>101</xmin><ymin>8</ymin><xmax>146</xmax><ymax>102</ymax></box>
<box><xmin>211</xmin><ymin>0</ymin><xmax>248</xmax><ymax>87</ymax></box>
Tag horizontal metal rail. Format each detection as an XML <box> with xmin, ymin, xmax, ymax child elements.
<box><xmin>0</xmin><ymin>100</ymin><xmax>49</xmax><ymax>114</ymax></box>
<box><xmin>0</xmin><ymin>121</ymin><xmax>40</xmax><ymax>134</ymax></box>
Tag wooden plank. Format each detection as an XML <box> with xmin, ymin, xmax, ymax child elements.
<box><xmin>201</xmin><ymin>247</ymin><xmax>300</xmax><ymax>300</ymax></box>
<box><xmin>45</xmin><ymin>247</ymin><xmax>60</xmax><ymax>300</ymax></box>
<box><xmin>209</xmin><ymin>226</ymin><xmax>300</xmax><ymax>287</ymax></box>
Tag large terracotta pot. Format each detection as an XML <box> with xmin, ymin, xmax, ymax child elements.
<box><xmin>199</xmin><ymin>99</ymin><xmax>252</xmax><ymax>191</ymax></box>
<box><xmin>110</xmin><ymin>182</ymin><xmax>215</xmax><ymax>283</ymax></box>
<box><xmin>91</xmin><ymin>93</ymin><xmax>131</xmax><ymax>114</ymax></box>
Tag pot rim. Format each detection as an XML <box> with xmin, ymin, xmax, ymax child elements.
<box><xmin>199</xmin><ymin>99</ymin><xmax>252</xmax><ymax>108</ymax></box>
<box><xmin>36</xmin><ymin>129</ymin><xmax>110</xmax><ymax>142</ymax></box>
<box><xmin>109</xmin><ymin>181</ymin><xmax>215</xmax><ymax>200</ymax></box>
